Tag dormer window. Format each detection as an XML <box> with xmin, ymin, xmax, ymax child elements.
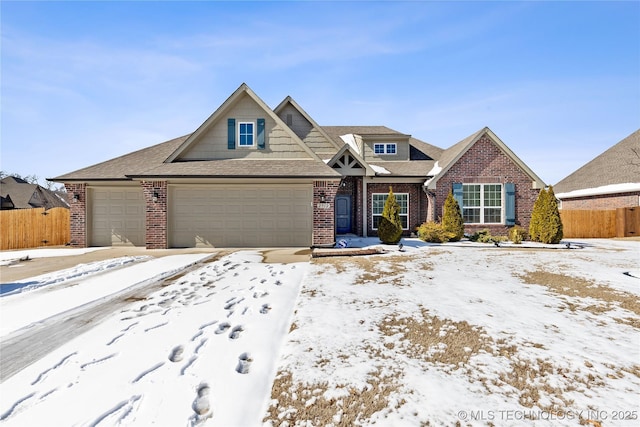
<box><xmin>374</xmin><ymin>143</ymin><xmax>397</xmax><ymax>155</ymax></box>
<box><xmin>238</xmin><ymin>122</ymin><xmax>255</xmax><ymax>147</ymax></box>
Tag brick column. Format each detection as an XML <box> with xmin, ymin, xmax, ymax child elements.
<box><xmin>65</xmin><ymin>183</ymin><xmax>87</xmax><ymax>247</ymax></box>
<box><xmin>142</xmin><ymin>181</ymin><xmax>168</xmax><ymax>249</ymax></box>
<box><xmin>313</xmin><ymin>180</ymin><xmax>340</xmax><ymax>247</ymax></box>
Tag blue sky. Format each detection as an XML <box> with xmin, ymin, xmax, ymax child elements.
<box><xmin>1</xmin><ymin>1</ymin><xmax>638</xmax><ymax>186</ymax></box>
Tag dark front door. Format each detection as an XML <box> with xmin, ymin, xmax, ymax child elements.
<box><xmin>335</xmin><ymin>195</ymin><xmax>352</xmax><ymax>234</ymax></box>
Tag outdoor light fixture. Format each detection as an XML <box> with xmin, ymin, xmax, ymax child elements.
<box><xmin>152</xmin><ymin>191</ymin><xmax>159</xmax><ymax>203</ymax></box>
<box><xmin>73</xmin><ymin>193</ymin><xmax>80</xmax><ymax>202</ymax></box>
<box><xmin>319</xmin><ymin>192</ymin><xmax>326</xmax><ymax>202</ymax></box>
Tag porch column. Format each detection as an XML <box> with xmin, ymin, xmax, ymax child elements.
<box><xmin>65</xmin><ymin>183</ymin><xmax>87</xmax><ymax>247</ymax></box>
<box><xmin>142</xmin><ymin>181</ymin><xmax>168</xmax><ymax>249</ymax></box>
<box><xmin>312</xmin><ymin>180</ymin><xmax>340</xmax><ymax>247</ymax></box>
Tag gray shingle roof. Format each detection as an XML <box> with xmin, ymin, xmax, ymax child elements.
<box><xmin>51</xmin><ymin>135</ymin><xmax>189</xmax><ymax>181</ymax></box>
<box><xmin>554</xmin><ymin>129</ymin><xmax>640</xmax><ymax>194</ymax></box>
<box><xmin>51</xmin><ymin>134</ymin><xmax>340</xmax><ymax>181</ymax></box>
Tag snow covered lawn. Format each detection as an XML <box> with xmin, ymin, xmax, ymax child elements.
<box><xmin>1</xmin><ymin>239</ymin><xmax>638</xmax><ymax>426</ymax></box>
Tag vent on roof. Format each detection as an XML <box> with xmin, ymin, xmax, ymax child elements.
<box><xmin>286</xmin><ymin>114</ymin><xmax>293</xmax><ymax>126</ymax></box>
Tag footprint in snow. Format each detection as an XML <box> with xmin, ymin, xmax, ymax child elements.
<box><xmin>169</xmin><ymin>345</ymin><xmax>184</xmax><ymax>362</ymax></box>
<box><xmin>214</xmin><ymin>323</ymin><xmax>231</xmax><ymax>334</ymax></box>
<box><xmin>253</xmin><ymin>291</ymin><xmax>269</xmax><ymax>298</ymax></box>
<box><xmin>229</xmin><ymin>325</ymin><xmax>244</xmax><ymax>340</ymax></box>
<box><xmin>260</xmin><ymin>304</ymin><xmax>272</xmax><ymax>314</ymax></box>
<box><xmin>236</xmin><ymin>352</ymin><xmax>253</xmax><ymax>374</ymax></box>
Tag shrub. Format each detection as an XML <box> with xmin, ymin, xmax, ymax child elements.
<box><xmin>417</xmin><ymin>221</ymin><xmax>456</xmax><ymax>243</ymax></box>
<box><xmin>441</xmin><ymin>191</ymin><xmax>464</xmax><ymax>242</ymax></box>
<box><xmin>529</xmin><ymin>186</ymin><xmax>563</xmax><ymax>244</ymax></box>
<box><xmin>378</xmin><ymin>186</ymin><xmax>403</xmax><ymax>244</ymax></box>
<box><xmin>378</xmin><ymin>216</ymin><xmax>403</xmax><ymax>244</ymax></box>
<box><xmin>508</xmin><ymin>226</ymin><xmax>527</xmax><ymax>244</ymax></box>
<box><xmin>469</xmin><ymin>229</ymin><xmax>507</xmax><ymax>244</ymax></box>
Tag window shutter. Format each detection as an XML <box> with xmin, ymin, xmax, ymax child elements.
<box><xmin>505</xmin><ymin>182</ymin><xmax>516</xmax><ymax>225</ymax></box>
<box><xmin>227</xmin><ymin>118</ymin><xmax>236</xmax><ymax>150</ymax></box>
<box><xmin>452</xmin><ymin>183</ymin><xmax>463</xmax><ymax>208</ymax></box>
<box><xmin>257</xmin><ymin>118</ymin><xmax>265</xmax><ymax>150</ymax></box>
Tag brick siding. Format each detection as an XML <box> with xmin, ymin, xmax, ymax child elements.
<box><xmin>560</xmin><ymin>192</ymin><xmax>640</xmax><ymax>210</ymax></box>
<box><xmin>65</xmin><ymin>183</ymin><xmax>87</xmax><ymax>247</ymax></box>
<box><xmin>313</xmin><ymin>180</ymin><xmax>340</xmax><ymax>246</ymax></box>
<box><xmin>434</xmin><ymin>135</ymin><xmax>540</xmax><ymax>235</ymax></box>
<box><xmin>142</xmin><ymin>181</ymin><xmax>168</xmax><ymax>249</ymax></box>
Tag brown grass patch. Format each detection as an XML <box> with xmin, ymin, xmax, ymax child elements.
<box><xmin>263</xmin><ymin>368</ymin><xmax>402</xmax><ymax>426</ymax></box>
<box><xmin>379</xmin><ymin>308</ymin><xmax>494</xmax><ymax>367</ymax></box>
<box><xmin>313</xmin><ymin>253</ymin><xmax>433</xmax><ymax>287</ymax></box>
<box><xmin>517</xmin><ymin>270</ymin><xmax>640</xmax><ymax>327</ymax></box>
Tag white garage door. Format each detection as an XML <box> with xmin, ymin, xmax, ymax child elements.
<box><xmin>89</xmin><ymin>187</ymin><xmax>145</xmax><ymax>246</ymax></box>
<box><xmin>169</xmin><ymin>184</ymin><xmax>312</xmax><ymax>247</ymax></box>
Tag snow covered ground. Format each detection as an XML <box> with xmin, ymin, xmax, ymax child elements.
<box><xmin>0</xmin><ymin>239</ymin><xmax>638</xmax><ymax>426</ymax></box>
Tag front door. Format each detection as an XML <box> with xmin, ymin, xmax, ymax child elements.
<box><xmin>335</xmin><ymin>195</ymin><xmax>352</xmax><ymax>234</ymax></box>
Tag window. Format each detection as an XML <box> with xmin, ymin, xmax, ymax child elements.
<box><xmin>372</xmin><ymin>193</ymin><xmax>409</xmax><ymax>229</ymax></box>
<box><xmin>238</xmin><ymin>122</ymin><xmax>254</xmax><ymax>147</ymax></box>
<box><xmin>462</xmin><ymin>184</ymin><xmax>502</xmax><ymax>224</ymax></box>
<box><xmin>373</xmin><ymin>143</ymin><xmax>397</xmax><ymax>155</ymax></box>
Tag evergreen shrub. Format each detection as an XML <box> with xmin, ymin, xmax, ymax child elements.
<box><xmin>417</xmin><ymin>221</ymin><xmax>455</xmax><ymax>243</ymax></box>
<box><xmin>441</xmin><ymin>191</ymin><xmax>464</xmax><ymax>242</ymax></box>
<box><xmin>508</xmin><ymin>226</ymin><xmax>527</xmax><ymax>244</ymax></box>
<box><xmin>529</xmin><ymin>186</ymin><xmax>563</xmax><ymax>244</ymax></box>
<box><xmin>378</xmin><ymin>186</ymin><xmax>403</xmax><ymax>244</ymax></box>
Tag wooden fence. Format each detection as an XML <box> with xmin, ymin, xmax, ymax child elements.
<box><xmin>560</xmin><ymin>208</ymin><xmax>639</xmax><ymax>238</ymax></box>
<box><xmin>0</xmin><ymin>207</ymin><xmax>70</xmax><ymax>250</ymax></box>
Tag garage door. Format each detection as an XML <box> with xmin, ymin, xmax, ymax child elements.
<box><xmin>89</xmin><ymin>187</ymin><xmax>145</xmax><ymax>246</ymax></box>
<box><xmin>169</xmin><ymin>184</ymin><xmax>312</xmax><ymax>247</ymax></box>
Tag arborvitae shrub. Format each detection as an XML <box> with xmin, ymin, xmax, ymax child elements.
<box><xmin>508</xmin><ymin>225</ymin><xmax>527</xmax><ymax>244</ymax></box>
<box><xmin>378</xmin><ymin>216</ymin><xmax>403</xmax><ymax>244</ymax></box>
<box><xmin>417</xmin><ymin>221</ymin><xmax>455</xmax><ymax>243</ymax></box>
<box><xmin>378</xmin><ymin>186</ymin><xmax>403</xmax><ymax>244</ymax></box>
<box><xmin>529</xmin><ymin>186</ymin><xmax>563</xmax><ymax>244</ymax></box>
<box><xmin>441</xmin><ymin>191</ymin><xmax>464</xmax><ymax>242</ymax></box>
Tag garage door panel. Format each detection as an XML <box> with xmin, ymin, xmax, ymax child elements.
<box><xmin>170</xmin><ymin>185</ymin><xmax>312</xmax><ymax>247</ymax></box>
<box><xmin>90</xmin><ymin>188</ymin><xmax>145</xmax><ymax>247</ymax></box>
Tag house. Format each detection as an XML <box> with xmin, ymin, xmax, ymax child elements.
<box><xmin>555</xmin><ymin>129</ymin><xmax>640</xmax><ymax>209</ymax></box>
<box><xmin>51</xmin><ymin>83</ymin><xmax>545</xmax><ymax>249</ymax></box>
<box><xmin>0</xmin><ymin>176</ymin><xmax>69</xmax><ymax>210</ymax></box>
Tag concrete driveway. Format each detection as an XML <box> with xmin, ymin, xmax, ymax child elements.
<box><xmin>0</xmin><ymin>246</ymin><xmax>311</xmax><ymax>284</ymax></box>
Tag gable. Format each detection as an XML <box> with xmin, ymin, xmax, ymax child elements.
<box><xmin>426</xmin><ymin>128</ymin><xmax>544</xmax><ymax>190</ymax></box>
<box><xmin>176</xmin><ymin>93</ymin><xmax>314</xmax><ymax>161</ymax></box>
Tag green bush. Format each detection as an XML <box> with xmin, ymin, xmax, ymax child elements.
<box><xmin>378</xmin><ymin>186</ymin><xmax>404</xmax><ymax>244</ymax></box>
<box><xmin>441</xmin><ymin>191</ymin><xmax>464</xmax><ymax>242</ymax></box>
<box><xmin>529</xmin><ymin>186</ymin><xmax>563</xmax><ymax>244</ymax></box>
<box><xmin>417</xmin><ymin>221</ymin><xmax>456</xmax><ymax>243</ymax></box>
<box><xmin>469</xmin><ymin>229</ymin><xmax>507</xmax><ymax>244</ymax></box>
<box><xmin>378</xmin><ymin>216</ymin><xmax>403</xmax><ymax>244</ymax></box>
<box><xmin>508</xmin><ymin>225</ymin><xmax>527</xmax><ymax>244</ymax></box>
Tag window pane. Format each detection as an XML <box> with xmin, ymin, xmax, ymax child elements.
<box><xmin>372</xmin><ymin>194</ymin><xmax>385</xmax><ymax>214</ymax></box>
<box><xmin>484</xmin><ymin>184</ymin><xmax>502</xmax><ymax>207</ymax></box>
<box><xmin>372</xmin><ymin>215</ymin><xmax>381</xmax><ymax>229</ymax></box>
<box><xmin>400</xmin><ymin>216</ymin><xmax>408</xmax><ymax>229</ymax></box>
<box><xmin>463</xmin><ymin>208</ymin><xmax>480</xmax><ymax>223</ymax></box>
<box><xmin>484</xmin><ymin>208</ymin><xmax>502</xmax><ymax>223</ymax></box>
<box><xmin>374</xmin><ymin>144</ymin><xmax>384</xmax><ymax>154</ymax></box>
<box><xmin>386</xmin><ymin>144</ymin><xmax>396</xmax><ymax>154</ymax></box>
<box><xmin>463</xmin><ymin>185</ymin><xmax>480</xmax><ymax>207</ymax></box>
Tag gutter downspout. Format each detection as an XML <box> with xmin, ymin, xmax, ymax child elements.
<box><xmin>363</xmin><ymin>177</ymin><xmax>369</xmax><ymax>237</ymax></box>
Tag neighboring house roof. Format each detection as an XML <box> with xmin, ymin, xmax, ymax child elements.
<box><xmin>554</xmin><ymin>129</ymin><xmax>640</xmax><ymax>198</ymax></box>
<box><xmin>0</xmin><ymin>176</ymin><xmax>69</xmax><ymax>209</ymax></box>
<box><xmin>425</xmin><ymin>127</ymin><xmax>546</xmax><ymax>190</ymax></box>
